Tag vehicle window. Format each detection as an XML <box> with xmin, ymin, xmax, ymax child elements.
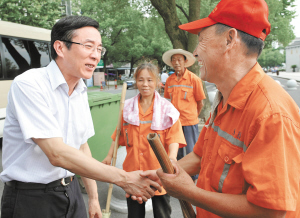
<box><xmin>1</xmin><ymin>37</ymin><xmax>51</xmax><ymax>79</ymax></box>
<box><xmin>2</xmin><ymin>37</ymin><xmax>31</xmax><ymax>79</ymax></box>
<box><xmin>30</xmin><ymin>41</ymin><xmax>51</xmax><ymax>67</ymax></box>
<box><xmin>0</xmin><ymin>46</ymin><xmax>2</xmax><ymax>79</ymax></box>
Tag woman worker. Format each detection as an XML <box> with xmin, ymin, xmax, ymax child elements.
<box><xmin>103</xmin><ymin>62</ymin><xmax>186</xmax><ymax>218</ymax></box>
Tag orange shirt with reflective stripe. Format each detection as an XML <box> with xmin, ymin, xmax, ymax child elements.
<box><xmin>111</xmin><ymin>98</ymin><xmax>186</xmax><ymax>196</ymax></box>
<box><xmin>164</xmin><ymin>69</ymin><xmax>206</xmax><ymax>126</ymax></box>
<box><xmin>193</xmin><ymin>63</ymin><xmax>300</xmax><ymax>218</ymax></box>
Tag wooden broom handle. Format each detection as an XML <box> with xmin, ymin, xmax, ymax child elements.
<box><xmin>105</xmin><ymin>82</ymin><xmax>127</xmax><ymax>213</ymax></box>
<box><xmin>147</xmin><ymin>133</ymin><xmax>196</xmax><ymax>218</ymax></box>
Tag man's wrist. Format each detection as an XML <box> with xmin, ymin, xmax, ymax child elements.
<box><xmin>88</xmin><ymin>193</ymin><xmax>99</xmax><ymax>200</ymax></box>
<box><xmin>113</xmin><ymin>169</ymin><xmax>127</xmax><ymax>188</ymax></box>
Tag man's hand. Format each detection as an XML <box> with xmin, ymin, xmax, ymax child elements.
<box><xmin>120</xmin><ymin>170</ymin><xmax>162</xmax><ymax>202</ymax></box>
<box><xmin>125</xmin><ymin>170</ymin><xmax>162</xmax><ymax>204</ymax></box>
<box><xmin>88</xmin><ymin>198</ymin><xmax>102</xmax><ymax>218</ymax></box>
<box><xmin>156</xmin><ymin>161</ymin><xmax>195</xmax><ymax>199</ymax></box>
<box><xmin>140</xmin><ymin>170</ymin><xmax>163</xmax><ymax>186</ymax></box>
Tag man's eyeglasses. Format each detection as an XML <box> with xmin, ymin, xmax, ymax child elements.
<box><xmin>61</xmin><ymin>40</ymin><xmax>106</xmax><ymax>56</ymax></box>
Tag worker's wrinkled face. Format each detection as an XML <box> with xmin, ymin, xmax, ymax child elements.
<box><xmin>136</xmin><ymin>69</ymin><xmax>156</xmax><ymax>98</ymax></box>
<box><xmin>193</xmin><ymin>25</ymin><xmax>224</xmax><ymax>82</ymax></box>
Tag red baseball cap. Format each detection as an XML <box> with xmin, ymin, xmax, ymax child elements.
<box><xmin>179</xmin><ymin>0</ymin><xmax>271</xmax><ymax>41</ymax></box>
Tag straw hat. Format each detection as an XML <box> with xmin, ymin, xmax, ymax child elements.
<box><xmin>162</xmin><ymin>49</ymin><xmax>195</xmax><ymax>68</ymax></box>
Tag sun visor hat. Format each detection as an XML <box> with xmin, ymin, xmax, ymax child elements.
<box><xmin>179</xmin><ymin>0</ymin><xmax>271</xmax><ymax>41</ymax></box>
<box><xmin>162</xmin><ymin>49</ymin><xmax>195</xmax><ymax>68</ymax></box>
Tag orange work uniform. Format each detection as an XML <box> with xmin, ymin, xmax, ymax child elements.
<box><xmin>164</xmin><ymin>69</ymin><xmax>206</xmax><ymax>126</ymax></box>
<box><xmin>111</xmin><ymin>98</ymin><xmax>186</xmax><ymax>195</ymax></box>
<box><xmin>193</xmin><ymin>63</ymin><xmax>300</xmax><ymax>217</ymax></box>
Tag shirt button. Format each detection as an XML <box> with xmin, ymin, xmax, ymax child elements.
<box><xmin>140</xmin><ymin>153</ymin><xmax>143</xmax><ymax>156</ymax></box>
<box><xmin>141</xmin><ymin>135</ymin><xmax>143</xmax><ymax>137</ymax></box>
<box><xmin>209</xmin><ymin>155</ymin><xmax>212</xmax><ymax>160</ymax></box>
<box><xmin>224</xmin><ymin>156</ymin><xmax>229</xmax><ymax>162</ymax></box>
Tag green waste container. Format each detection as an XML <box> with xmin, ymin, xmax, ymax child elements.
<box><xmin>87</xmin><ymin>92</ymin><xmax>121</xmax><ymax>162</ymax></box>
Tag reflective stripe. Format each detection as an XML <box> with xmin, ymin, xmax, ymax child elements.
<box><xmin>170</xmin><ymin>93</ymin><xmax>172</xmax><ymax>101</ymax></box>
<box><xmin>168</xmin><ymin>85</ymin><xmax>193</xmax><ymax>89</ymax></box>
<box><xmin>123</xmin><ymin>121</ymin><xmax>152</xmax><ymax>125</ymax></box>
<box><xmin>140</xmin><ymin>120</ymin><xmax>152</xmax><ymax>124</ymax></box>
<box><xmin>212</xmin><ymin>123</ymin><xmax>247</xmax><ymax>152</ymax></box>
<box><xmin>218</xmin><ymin>163</ymin><xmax>230</xmax><ymax>192</ymax></box>
<box><xmin>125</xmin><ymin>129</ymin><xmax>130</xmax><ymax>147</ymax></box>
<box><xmin>184</xmin><ymin>91</ymin><xmax>187</xmax><ymax>100</ymax></box>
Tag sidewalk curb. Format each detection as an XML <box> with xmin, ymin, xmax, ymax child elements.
<box><xmin>270</xmin><ymin>75</ymin><xmax>300</xmax><ymax>83</ymax></box>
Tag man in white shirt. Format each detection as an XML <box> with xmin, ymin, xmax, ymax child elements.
<box><xmin>161</xmin><ymin>70</ymin><xmax>169</xmax><ymax>85</ymax></box>
<box><xmin>1</xmin><ymin>16</ymin><xmax>160</xmax><ymax>218</ymax></box>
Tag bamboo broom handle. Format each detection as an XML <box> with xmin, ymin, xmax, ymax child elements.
<box><xmin>105</xmin><ymin>82</ymin><xmax>127</xmax><ymax>213</ymax></box>
<box><xmin>147</xmin><ymin>133</ymin><xmax>196</xmax><ymax>218</ymax></box>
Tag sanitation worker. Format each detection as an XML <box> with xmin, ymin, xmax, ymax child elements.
<box><xmin>103</xmin><ymin>62</ymin><xmax>186</xmax><ymax>218</ymax></box>
<box><xmin>141</xmin><ymin>0</ymin><xmax>300</xmax><ymax>217</ymax></box>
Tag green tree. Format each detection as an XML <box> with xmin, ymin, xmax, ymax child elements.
<box><xmin>81</xmin><ymin>0</ymin><xmax>172</xmax><ymax>75</ymax></box>
<box><xmin>258</xmin><ymin>48</ymin><xmax>285</xmax><ymax>68</ymax></box>
<box><xmin>265</xmin><ymin>0</ymin><xmax>296</xmax><ymax>48</ymax></box>
<box><xmin>0</xmin><ymin>0</ymin><xmax>63</xmax><ymax>29</ymax></box>
<box><xmin>109</xmin><ymin>14</ymin><xmax>172</xmax><ymax>75</ymax></box>
<box><xmin>145</xmin><ymin>0</ymin><xmax>212</xmax><ymax>120</ymax></box>
<box><xmin>81</xmin><ymin>0</ymin><xmax>140</xmax><ymax>74</ymax></box>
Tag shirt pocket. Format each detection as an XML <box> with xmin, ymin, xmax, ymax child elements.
<box><xmin>181</xmin><ymin>88</ymin><xmax>193</xmax><ymax>101</ymax></box>
<box><xmin>210</xmin><ymin>140</ymin><xmax>244</xmax><ymax>194</ymax></box>
<box><xmin>123</xmin><ymin>124</ymin><xmax>133</xmax><ymax>147</ymax></box>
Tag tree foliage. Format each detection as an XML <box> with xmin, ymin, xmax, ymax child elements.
<box><xmin>0</xmin><ymin>0</ymin><xmax>63</xmax><ymax>29</ymax></box>
<box><xmin>81</xmin><ymin>0</ymin><xmax>171</xmax><ymax>74</ymax></box>
<box><xmin>258</xmin><ymin>48</ymin><xmax>285</xmax><ymax>67</ymax></box>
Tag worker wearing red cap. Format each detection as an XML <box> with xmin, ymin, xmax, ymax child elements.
<box><xmin>142</xmin><ymin>0</ymin><xmax>300</xmax><ymax>217</ymax></box>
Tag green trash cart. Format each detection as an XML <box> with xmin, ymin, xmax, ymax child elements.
<box><xmin>87</xmin><ymin>92</ymin><xmax>121</xmax><ymax>162</ymax></box>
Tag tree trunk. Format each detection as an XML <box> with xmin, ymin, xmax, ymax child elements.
<box><xmin>129</xmin><ymin>57</ymin><xmax>134</xmax><ymax>76</ymax></box>
<box><xmin>150</xmin><ymin>0</ymin><xmax>211</xmax><ymax>121</ymax></box>
<box><xmin>187</xmin><ymin>0</ymin><xmax>211</xmax><ymax>120</ymax></box>
<box><xmin>150</xmin><ymin>0</ymin><xmax>187</xmax><ymax>49</ymax></box>
<box><xmin>103</xmin><ymin>51</ymin><xmax>108</xmax><ymax>75</ymax></box>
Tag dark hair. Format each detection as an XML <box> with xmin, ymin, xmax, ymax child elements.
<box><xmin>215</xmin><ymin>23</ymin><xmax>264</xmax><ymax>57</ymax></box>
<box><xmin>133</xmin><ymin>62</ymin><xmax>160</xmax><ymax>88</ymax></box>
<box><xmin>51</xmin><ymin>16</ymin><xmax>99</xmax><ymax>60</ymax></box>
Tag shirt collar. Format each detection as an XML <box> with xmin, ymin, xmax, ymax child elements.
<box><xmin>47</xmin><ymin>60</ymin><xmax>87</xmax><ymax>93</ymax></box>
<box><xmin>227</xmin><ymin>63</ymin><xmax>265</xmax><ymax>110</ymax></box>
<box><xmin>138</xmin><ymin>96</ymin><xmax>154</xmax><ymax>117</ymax></box>
<box><xmin>181</xmin><ymin>68</ymin><xmax>189</xmax><ymax>80</ymax></box>
<box><xmin>170</xmin><ymin>68</ymin><xmax>188</xmax><ymax>81</ymax></box>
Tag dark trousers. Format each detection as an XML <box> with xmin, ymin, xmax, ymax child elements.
<box><xmin>1</xmin><ymin>176</ymin><xmax>87</xmax><ymax>218</ymax></box>
<box><xmin>177</xmin><ymin>124</ymin><xmax>199</xmax><ymax>180</ymax></box>
<box><xmin>127</xmin><ymin>194</ymin><xmax>171</xmax><ymax>218</ymax></box>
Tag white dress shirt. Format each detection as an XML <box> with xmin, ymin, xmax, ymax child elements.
<box><xmin>1</xmin><ymin>60</ymin><xmax>95</xmax><ymax>183</ymax></box>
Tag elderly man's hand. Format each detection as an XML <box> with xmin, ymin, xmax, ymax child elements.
<box><xmin>156</xmin><ymin>161</ymin><xmax>195</xmax><ymax>199</ymax></box>
<box><xmin>125</xmin><ymin>170</ymin><xmax>162</xmax><ymax>204</ymax></box>
<box><xmin>121</xmin><ymin>170</ymin><xmax>162</xmax><ymax>202</ymax></box>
